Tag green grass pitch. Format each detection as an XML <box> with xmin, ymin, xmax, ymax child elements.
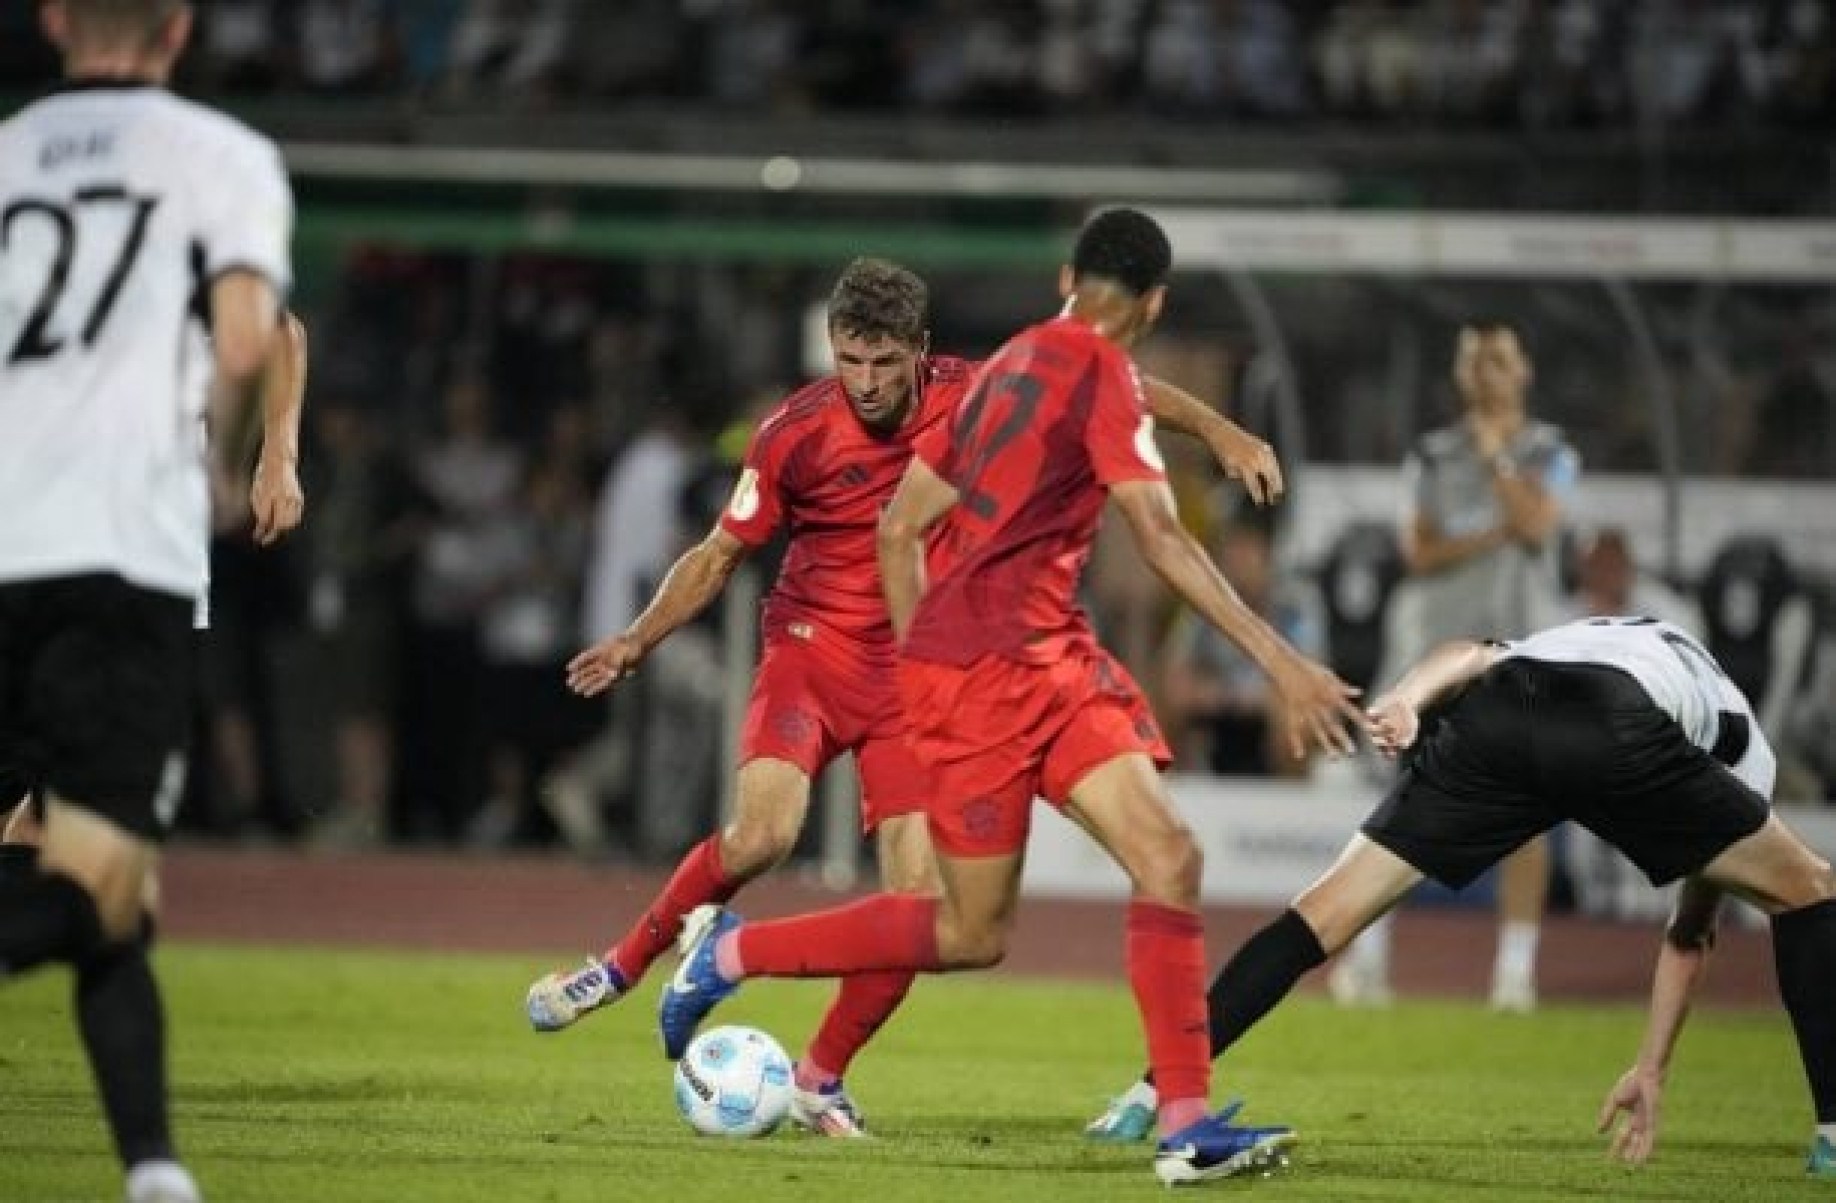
<box><xmin>0</xmin><ymin>944</ymin><xmax>1820</xmax><ymax>1202</ymax></box>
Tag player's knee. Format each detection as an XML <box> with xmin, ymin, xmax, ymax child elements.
<box><xmin>1135</xmin><ymin>828</ymin><xmax>1203</xmax><ymax>906</ymax></box>
<box><xmin>1790</xmin><ymin>853</ymin><xmax>1836</xmax><ymax>908</ymax></box>
<box><xmin>941</xmin><ymin>926</ymin><xmax>1007</xmax><ymax>970</ymax></box>
<box><xmin>933</xmin><ymin>903</ymin><xmax>1009</xmax><ymax>969</ymax></box>
<box><xmin>719</xmin><ymin>822</ymin><xmax>795</xmax><ymax>878</ymax></box>
<box><xmin>92</xmin><ymin>890</ymin><xmax>146</xmax><ymax>945</ymax></box>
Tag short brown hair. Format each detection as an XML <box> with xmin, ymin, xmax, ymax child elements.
<box><xmin>60</xmin><ymin>0</ymin><xmax>185</xmax><ymax>40</ymax></box>
<box><xmin>826</xmin><ymin>258</ymin><xmax>928</xmax><ymax>347</ymax></box>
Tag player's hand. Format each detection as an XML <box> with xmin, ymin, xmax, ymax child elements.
<box><xmin>1365</xmin><ymin>693</ymin><xmax>1420</xmax><ymax>759</ymax></box>
<box><xmin>250</xmin><ymin>453</ymin><xmax>305</xmax><ymax>546</ymax></box>
<box><xmin>1210</xmin><ymin>424</ymin><xmax>1284</xmax><ymax>506</ymax></box>
<box><xmin>1272</xmin><ymin>656</ymin><xmax>1363</xmax><ymax>758</ymax></box>
<box><xmin>1597</xmin><ymin>1065</ymin><xmax>1664</xmax><ymax>1165</ymax></box>
<box><xmin>566</xmin><ymin>634</ymin><xmax>646</xmax><ymax>696</ymax></box>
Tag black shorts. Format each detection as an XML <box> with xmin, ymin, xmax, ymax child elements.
<box><xmin>0</xmin><ymin>574</ymin><xmax>195</xmax><ymax>841</ymax></box>
<box><xmin>1363</xmin><ymin>658</ymin><xmax>1769</xmax><ymax>889</ymax></box>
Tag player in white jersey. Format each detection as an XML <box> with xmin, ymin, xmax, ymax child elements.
<box><xmin>1088</xmin><ymin>616</ymin><xmax>1836</xmax><ymax>1180</ymax></box>
<box><xmin>0</xmin><ymin>4</ymin><xmax>295</xmax><ymax>1202</ymax></box>
<box><xmin>0</xmin><ymin>309</ymin><xmax>307</xmax><ymax>853</ymax></box>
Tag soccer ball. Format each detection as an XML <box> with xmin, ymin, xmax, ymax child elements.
<box><xmin>673</xmin><ymin>1025</ymin><xmax>793</xmax><ymax>1138</ymax></box>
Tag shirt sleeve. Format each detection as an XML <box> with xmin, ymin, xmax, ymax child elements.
<box><xmin>1085</xmin><ymin>349</ymin><xmax>1166</xmax><ymax>487</ymax></box>
<box><xmin>1398</xmin><ymin>450</ymin><xmax>1428</xmax><ymax>530</ymax></box>
<box><xmin>717</xmin><ymin>418</ymin><xmax>791</xmax><ymax>547</ymax></box>
<box><xmin>191</xmin><ymin>127</ymin><xmax>293</xmax><ymax>295</ymax></box>
<box><xmin>911</xmin><ymin>409</ymin><xmax>958</xmax><ymax>486</ymax></box>
<box><xmin>1731</xmin><ymin>720</ymin><xmax>1778</xmax><ymax>799</ymax></box>
<box><xmin>1534</xmin><ymin>440</ymin><xmax>1581</xmax><ymax>502</ymax></box>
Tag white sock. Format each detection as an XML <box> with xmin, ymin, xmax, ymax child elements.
<box><xmin>1494</xmin><ymin>920</ymin><xmax>1540</xmax><ymax>983</ymax></box>
<box><xmin>1818</xmin><ymin>1121</ymin><xmax>1836</xmax><ymax>1144</ymax></box>
<box><xmin>1345</xmin><ymin>913</ymin><xmax>1393</xmax><ymax>978</ymax></box>
<box><xmin>125</xmin><ymin>1160</ymin><xmax>201</xmax><ymax>1203</ymax></box>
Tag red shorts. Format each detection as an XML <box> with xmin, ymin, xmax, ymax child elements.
<box><xmin>897</xmin><ymin>644</ymin><xmax>1170</xmax><ymax>857</ymax></box>
<box><xmin>740</xmin><ymin>624</ymin><xmax>925</xmax><ymax>832</ymax></box>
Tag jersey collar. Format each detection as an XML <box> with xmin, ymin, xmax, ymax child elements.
<box><xmin>48</xmin><ymin>78</ymin><xmax>162</xmax><ymax>96</ymax></box>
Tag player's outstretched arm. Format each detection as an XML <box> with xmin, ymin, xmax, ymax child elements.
<box><xmin>1110</xmin><ymin>478</ymin><xmax>1361</xmax><ymax>757</ymax></box>
<box><xmin>1366</xmin><ymin>640</ymin><xmax>1503</xmax><ymax>756</ymax></box>
<box><xmin>250</xmin><ymin>311</ymin><xmax>307</xmax><ymax>545</ymax></box>
<box><xmin>1140</xmin><ymin>375</ymin><xmax>1283</xmax><ymax>505</ymax></box>
<box><xmin>1598</xmin><ymin>877</ymin><xmax>1723</xmax><ymax>1165</ymax></box>
<box><xmin>878</xmin><ymin>457</ymin><xmax>959</xmax><ymax>642</ymax></box>
<box><xmin>566</xmin><ymin>527</ymin><xmax>750</xmax><ymax>697</ymax></box>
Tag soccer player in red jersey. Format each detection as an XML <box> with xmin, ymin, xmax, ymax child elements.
<box><xmin>654</xmin><ymin>211</ymin><xmax>1364</xmax><ymax>1182</ymax></box>
<box><xmin>527</xmin><ymin>256</ymin><xmax>1286</xmax><ymax>1137</ymax></box>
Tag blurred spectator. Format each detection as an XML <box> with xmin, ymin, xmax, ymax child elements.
<box><xmin>1225</xmin><ymin>0</ymin><xmax>1313</xmax><ymax>117</ymax></box>
<box><xmin>468</xmin><ymin>456</ymin><xmax>596</xmax><ymax>848</ymax></box>
<box><xmin>444</xmin><ymin>0</ymin><xmax>573</xmax><ymax>99</ymax></box>
<box><xmin>295</xmin><ymin>0</ymin><xmax>399</xmax><ymax>92</ymax></box>
<box><xmin>395</xmin><ymin>374</ymin><xmax>523</xmax><ymax>842</ymax></box>
<box><xmin>542</xmin><ymin>411</ymin><xmax>700</xmax><ymax>855</ymax></box>
<box><xmin>701</xmin><ymin>0</ymin><xmax>805</xmax><ymax>109</ymax></box>
<box><xmin>1160</xmin><ymin>510</ymin><xmax>1326</xmax><ymax>776</ymax></box>
<box><xmin>562</xmin><ymin>0</ymin><xmax>690</xmax><ymax>99</ymax></box>
<box><xmin>299</xmin><ymin>400</ymin><xmax>421</xmax><ymax>847</ymax></box>
<box><xmin>1338</xmin><ymin>322</ymin><xmax>1580</xmax><ymax>1014</ymax></box>
<box><xmin>1568</xmin><ymin>525</ymin><xmax>1701</xmax><ymax>630</ymax></box>
<box><xmin>1143</xmin><ymin>0</ymin><xmax>1225</xmax><ymax>113</ymax></box>
<box><xmin>9</xmin><ymin>1</ymin><xmax>1829</xmax><ymax>133</ymax></box>
<box><xmin>196</xmin><ymin>0</ymin><xmax>281</xmax><ymax>93</ymax></box>
<box><xmin>194</xmin><ymin>515</ymin><xmax>305</xmax><ymax>841</ymax></box>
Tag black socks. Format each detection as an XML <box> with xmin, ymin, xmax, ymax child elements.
<box><xmin>1773</xmin><ymin>897</ymin><xmax>1836</xmax><ymax>1124</ymax></box>
<box><xmin>77</xmin><ymin>927</ymin><xmax>174</xmax><ymax>1167</ymax></box>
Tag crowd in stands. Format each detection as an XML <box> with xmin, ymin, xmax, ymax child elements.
<box><xmin>4</xmin><ymin>1</ymin><xmax>1831</xmax><ymax>131</ymax></box>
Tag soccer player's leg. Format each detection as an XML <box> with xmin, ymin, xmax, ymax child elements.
<box><xmin>1490</xmin><ymin>834</ymin><xmax>1549</xmax><ymax>1013</ymax></box>
<box><xmin>1092</xmin><ymin>830</ymin><xmax>1430</xmax><ymax>1144</ymax></box>
<box><xmin>1697</xmin><ymin>815</ymin><xmax>1836</xmax><ymax>1174</ymax></box>
<box><xmin>791</xmin><ymin>736</ymin><xmax>938</xmax><ymax>1137</ymax></box>
<box><xmin>34</xmin><ymin>801</ymin><xmax>193</xmax><ymax>1186</ymax></box>
<box><xmin>527</xmin><ymin>760</ymin><xmax>814</xmax><ymax>1032</ymax></box>
<box><xmin>661</xmin><ymin>660</ymin><xmax>1041</xmax><ymax>1059</ymax></box>
<box><xmin>0</xmin><ymin>577</ymin><xmax>199</xmax><ymax>1201</ymax></box>
<box><xmin>528</xmin><ymin>644</ymin><xmax>828</xmax><ymax>1032</ymax></box>
<box><xmin>1059</xmin><ymin>752</ymin><xmax>1294</xmax><ymax>1183</ymax></box>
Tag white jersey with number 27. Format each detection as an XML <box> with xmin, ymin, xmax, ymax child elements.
<box><xmin>0</xmin><ymin>81</ymin><xmax>293</xmax><ymax>599</ymax></box>
<box><xmin>1503</xmin><ymin>616</ymin><xmax>1776</xmax><ymax>798</ymax></box>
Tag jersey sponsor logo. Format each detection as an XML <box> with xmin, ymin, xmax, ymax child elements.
<box><xmin>1133</xmin><ymin>415</ymin><xmax>1166</xmax><ymax>472</ymax></box>
<box><xmin>727</xmin><ymin>467</ymin><xmax>761</xmax><ymax>521</ymax></box>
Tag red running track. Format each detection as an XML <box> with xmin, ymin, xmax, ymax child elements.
<box><xmin>158</xmin><ymin>847</ymin><xmax>1781</xmax><ymax>1008</ymax></box>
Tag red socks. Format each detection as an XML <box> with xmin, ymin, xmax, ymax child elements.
<box><xmin>606</xmin><ymin>835</ymin><xmax>738</xmax><ymax>983</ymax></box>
<box><xmin>735</xmin><ymin>893</ymin><xmax>940</xmax><ymax>977</ymax></box>
<box><xmin>806</xmin><ymin>971</ymin><xmax>917</xmax><ymax>1078</ymax></box>
<box><xmin>1126</xmin><ymin>900</ymin><xmax>1211</xmax><ymax>1121</ymax></box>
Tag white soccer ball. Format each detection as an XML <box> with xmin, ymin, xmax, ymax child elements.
<box><xmin>673</xmin><ymin>1025</ymin><xmax>793</xmax><ymax>1138</ymax></box>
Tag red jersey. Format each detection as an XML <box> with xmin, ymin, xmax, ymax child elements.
<box><xmin>720</xmin><ymin>356</ymin><xmax>976</xmax><ymax>648</ymax></box>
<box><xmin>904</xmin><ymin>317</ymin><xmax>1166</xmax><ymax>666</ymax></box>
